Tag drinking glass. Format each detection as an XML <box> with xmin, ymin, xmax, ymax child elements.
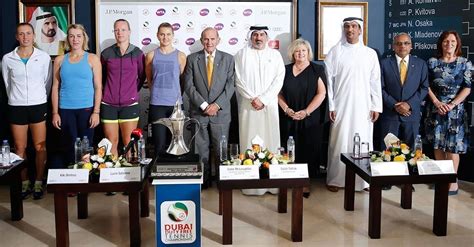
<box><xmin>229</xmin><ymin>144</ymin><xmax>239</xmax><ymax>160</ymax></box>
<box><xmin>361</xmin><ymin>142</ymin><xmax>370</xmax><ymax>158</ymax></box>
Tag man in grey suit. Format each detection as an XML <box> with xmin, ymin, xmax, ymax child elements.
<box><xmin>184</xmin><ymin>27</ymin><xmax>235</xmax><ymax>188</ymax></box>
<box><xmin>380</xmin><ymin>33</ymin><xmax>429</xmax><ymax>190</ymax></box>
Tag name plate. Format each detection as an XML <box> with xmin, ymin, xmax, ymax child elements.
<box><xmin>269</xmin><ymin>164</ymin><xmax>308</xmax><ymax>179</ymax></box>
<box><xmin>370</xmin><ymin>162</ymin><xmax>409</xmax><ymax>176</ymax></box>
<box><xmin>219</xmin><ymin>165</ymin><xmax>259</xmax><ymax>180</ymax></box>
<box><xmin>47</xmin><ymin>169</ymin><xmax>89</xmax><ymax>184</ymax></box>
<box><xmin>100</xmin><ymin>167</ymin><xmax>141</xmax><ymax>183</ymax></box>
<box><xmin>417</xmin><ymin>160</ymin><xmax>455</xmax><ymax>175</ymax></box>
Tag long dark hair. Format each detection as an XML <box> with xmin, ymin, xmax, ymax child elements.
<box><xmin>436</xmin><ymin>31</ymin><xmax>462</xmax><ymax>58</ymax></box>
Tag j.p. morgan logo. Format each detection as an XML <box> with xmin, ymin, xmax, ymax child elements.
<box><xmin>105</xmin><ymin>9</ymin><xmax>132</xmax><ymax>15</ymax></box>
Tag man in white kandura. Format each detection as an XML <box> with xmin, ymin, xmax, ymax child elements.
<box><xmin>325</xmin><ymin>17</ymin><xmax>382</xmax><ymax>192</ymax></box>
<box><xmin>234</xmin><ymin>25</ymin><xmax>285</xmax><ymax>196</ymax></box>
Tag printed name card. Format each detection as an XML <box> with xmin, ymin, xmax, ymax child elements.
<box><xmin>370</xmin><ymin>162</ymin><xmax>409</xmax><ymax>176</ymax></box>
<box><xmin>417</xmin><ymin>160</ymin><xmax>455</xmax><ymax>175</ymax></box>
<box><xmin>269</xmin><ymin>164</ymin><xmax>308</xmax><ymax>179</ymax></box>
<box><xmin>100</xmin><ymin>167</ymin><xmax>141</xmax><ymax>183</ymax></box>
<box><xmin>219</xmin><ymin>165</ymin><xmax>259</xmax><ymax>180</ymax></box>
<box><xmin>47</xmin><ymin>169</ymin><xmax>89</xmax><ymax>184</ymax></box>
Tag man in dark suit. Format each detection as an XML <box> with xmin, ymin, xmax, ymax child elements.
<box><xmin>380</xmin><ymin>33</ymin><xmax>429</xmax><ymax>190</ymax></box>
<box><xmin>184</xmin><ymin>27</ymin><xmax>235</xmax><ymax>188</ymax></box>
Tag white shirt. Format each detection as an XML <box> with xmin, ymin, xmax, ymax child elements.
<box><xmin>2</xmin><ymin>47</ymin><xmax>52</xmax><ymax>106</ymax></box>
<box><xmin>395</xmin><ymin>54</ymin><xmax>410</xmax><ymax>72</ymax></box>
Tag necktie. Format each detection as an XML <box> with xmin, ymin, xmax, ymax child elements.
<box><xmin>207</xmin><ymin>55</ymin><xmax>213</xmax><ymax>88</ymax></box>
<box><xmin>400</xmin><ymin>59</ymin><xmax>407</xmax><ymax>85</ymax></box>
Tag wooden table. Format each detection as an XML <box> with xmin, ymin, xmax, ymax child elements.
<box><xmin>340</xmin><ymin>153</ymin><xmax>457</xmax><ymax>239</ymax></box>
<box><xmin>47</xmin><ymin>165</ymin><xmax>151</xmax><ymax>247</ymax></box>
<box><xmin>217</xmin><ymin>178</ymin><xmax>310</xmax><ymax>245</ymax></box>
<box><xmin>0</xmin><ymin>160</ymin><xmax>26</xmax><ymax>221</ymax></box>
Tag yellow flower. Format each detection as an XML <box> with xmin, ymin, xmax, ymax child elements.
<box><xmin>82</xmin><ymin>162</ymin><xmax>93</xmax><ymax>170</ymax></box>
<box><xmin>400</xmin><ymin>143</ymin><xmax>409</xmax><ymax>150</ymax></box>
<box><xmin>394</xmin><ymin>154</ymin><xmax>405</xmax><ymax>161</ymax></box>
<box><xmin>243</xmin><ymin>159</ymin><xmax>253</xmax><ymax>165</ymax></box>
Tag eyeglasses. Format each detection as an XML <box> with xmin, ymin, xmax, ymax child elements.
<box><xmin>395</xmin><ymin>41</ymin><xmax>411</xmax><ymax>46</ymax></box>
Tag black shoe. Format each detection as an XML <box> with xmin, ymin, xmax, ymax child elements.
<box><xmin>303</xmin><ymin>192</ymin><xmax>310</xmax><ymax>198</ymax></box>
<box><xmin>382</xmin><ymin>185</ymin><xmax>392</xmax><ymax>190</ymax></box>
<box><xmin>33</xmin><ymin>183</ymin><xmax>44</xmax><ymax>200</ymax></box>
<box><xmin>105</xmin><ymin>192</ymin><xmax>116</xmax><ymax>196</ymax></box>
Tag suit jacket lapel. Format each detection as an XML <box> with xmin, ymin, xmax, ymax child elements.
<box><xmin>389</xmin><ymin>57</ymin><xmax>401</xmax><ymax>84</ymax></box>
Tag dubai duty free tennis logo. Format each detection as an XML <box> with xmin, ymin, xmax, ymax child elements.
<box><xmin>161</xmin><ymin>200</ymin><xmax>196</xmax><ymax>244</ymax></box>
<box><xmin>168</xmin><ymin>202</ymin><xmax>188</xmax><ymax>222</ymax></box>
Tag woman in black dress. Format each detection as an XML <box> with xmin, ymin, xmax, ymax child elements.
<box><xmin>278</xmin><ymin>38</ymin><xmax>327</xmax><ymax>197</ymax></box>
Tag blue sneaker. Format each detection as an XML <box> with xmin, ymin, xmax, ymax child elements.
<box><xmin>33</xmin><ymin>183</ymin><xmax>44</xmax><ymax>200</ymax></box>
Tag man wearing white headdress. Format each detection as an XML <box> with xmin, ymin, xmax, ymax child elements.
<box><xmin>325</xmin><ymin>17</ymin><xmax>382</xmax><ymax>192</ymax></box>
<box><xmin>234</xmin><ymin>25</ymin><xmax>285</xmax><ymax>195</ymax></box>
<box><xmin>30</xmin><ymin>11</ymin><xmax>66</xmax><ymax>55</ymax></box>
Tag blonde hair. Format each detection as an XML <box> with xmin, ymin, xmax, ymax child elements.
<box><xmin>287</xmin><ymin>38</ymin><xmax>313</xmax><ymax>62</ymax></box>
<box><xmin>64</xmin><ymin>24</ymin><xmax>89</xmax><ymax>51</ymax></box>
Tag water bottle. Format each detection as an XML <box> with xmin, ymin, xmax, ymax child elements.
<box><xmin>138</xmin><ymin>136</ymin><xmax>146</xmax><ymax>162</ymax></box>
<box><xmin>353</xmin><ymin>133</ymin><xmax>361</xmax><ymax>158</ymax></box>
<box><xmin>414</xmin><ymin>134</ymin><xmax>423</xmax><ymax>154</ymax></box>
<box><xmin>287</xmin><ymin>136</ymin><xmax>295</xmax><ymax>163</ymax></box>
<box><xmin>1</xmin><ymin>140</ymin><xmax>10</xmax><ymax>166</ymax></box>
<box><xmin>219</xmin><ymin>135</ymin><xmax>228</xmax><ymax>162</ymax></box>
<box><xmin>81</xmin><ymin>136</ymin><xmax>90</xmax><ymax>155</ymax></box>
<box><xmin>74</xmin><ymin>138</ymin><xmax>82</xmax><ymax>163</ymax></box>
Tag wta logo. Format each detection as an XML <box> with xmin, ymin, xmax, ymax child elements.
<box><xmin>228</xmin><ymin>37</ymin><xmax>238</xmax><ymax>45</ymax></box>
<box><xmin>168</xmin><ymin>202</ymin><xmax>188</xmax><ymax>222</ymax></box>
<box><xmin>172</xmin><ymin>23</ymin><xmax>181</xmax><ymax>31</ymax></box>
<box><xmin>200</xmin><ymin>8</ymin><xmax>209</xmax><ymax>16</ymax></box>
<box><xmin>141</xmin><ymin>38</ymin><xmax>151</xmax><ymax>46</ymax></box>
<box><xmin>185</xmin><ymin>38</ymin><xmax>196</xmax><ymax>45</ymax></box>
<box><xmin>156</xmin><ymin>8</ymin><xmax>166</xmax><ymax>16</ymax></box>
<box><xmin>214</xmin><ymin>23</ymin><xmax>224</xmax><ymax>31</ymax></box>
<box><xmin>243</xmin><ymin>9</ymin><xmax>252</xmax><ymax>16</ymax></box>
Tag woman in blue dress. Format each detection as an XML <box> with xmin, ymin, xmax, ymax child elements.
<box><xmin>424</xmin><ymin>31</ymin><xmax>472</xmax><ymax>195</ymax></box>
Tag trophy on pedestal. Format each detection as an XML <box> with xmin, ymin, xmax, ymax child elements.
<box><xmin>151</xmin><ymin>100</ymin><xmax>202</xmax><ymax>179</ymax></box>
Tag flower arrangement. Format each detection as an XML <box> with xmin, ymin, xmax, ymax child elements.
<box><xmin>370</xmin><ymin>141</ymin><xmax>430</xmax><ymax>166</ymax></box>
<box><xmin>70</xmin><ymin>138</ymin><xmax>135</xmax><ymax>175</ymax></box>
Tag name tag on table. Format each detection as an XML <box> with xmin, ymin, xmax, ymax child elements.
<box><xmin>269</xmin><ymin>164</ymin><xmax>308</xmax><ymax>179</ymax></box>
<box><xmin>47</xmin><ymin>169</ymin><xmax>89</xmax><ymax>184</ymax></box>
<box><xmin>100</xmin><ymin>167</ymin><xmax>141</xmax><ymax>183</ymax></box>
<box><xmin>219</xmin><ymin>165</ymin><xmax>259</xmax><ymax>180</ymax></box>
<box><xmin>417</xmin><ymin>160</ymin><xmax>455</xmax><ymax>175</ymax></box>
<box><xmin>370</xmin><ymin>162</ymin><xmax>409</xmax><ymax>176</ymax></box>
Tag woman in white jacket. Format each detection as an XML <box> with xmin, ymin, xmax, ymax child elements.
<box><xmin>1</xmin><ymin>23</ymin><xmax>52</xmax><ymax>200</ymax></box>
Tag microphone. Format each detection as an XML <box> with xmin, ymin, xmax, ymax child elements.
<box><xmin>122</xmin><ymin>128</ymin><xmax>143</xmax><ymax>155</ymax></box>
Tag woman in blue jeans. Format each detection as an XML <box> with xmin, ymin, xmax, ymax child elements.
<box><xmin>51</xmin><ymin>24</ymin><xmax>102</xmax><ymax>165</ymax></box>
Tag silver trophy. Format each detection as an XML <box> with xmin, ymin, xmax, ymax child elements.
<box><xmin>153</xmin><ymin>100</ymin><xmax>200</xmax><ymax>155</ymax></box>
